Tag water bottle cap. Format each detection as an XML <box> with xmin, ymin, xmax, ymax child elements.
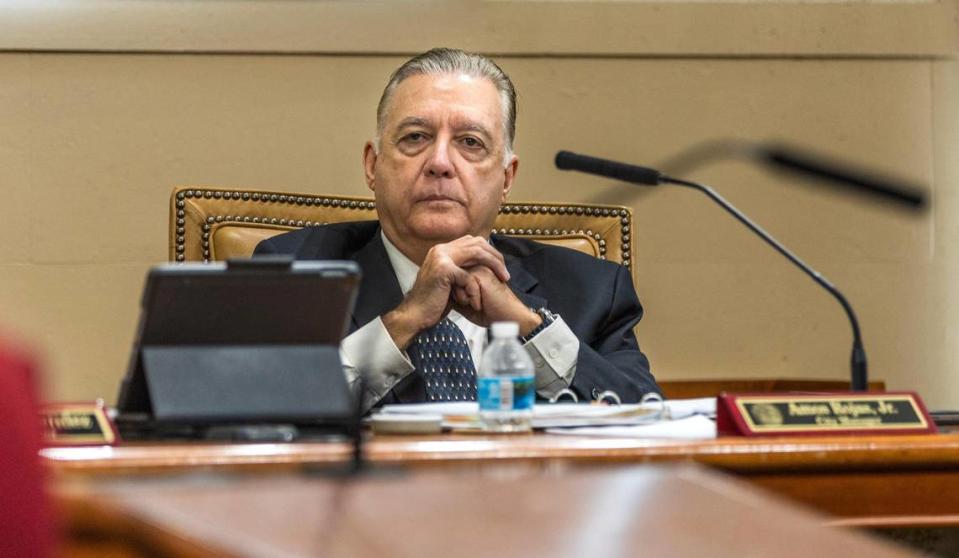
<box><xmin>490</xmin><ymin>321</ymin><xmax>519</xmax><ymax>338</ymax></box>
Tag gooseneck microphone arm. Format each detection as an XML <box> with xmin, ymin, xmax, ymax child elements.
<box><xmin>665</xmin><ymin>176</ymin><xmax>867</xmax><ymax>392</ymax></box>
<box><xmin>555</xmin><ymin>150</ymin><xmax>868</xmax><ymax>391</ymax></box>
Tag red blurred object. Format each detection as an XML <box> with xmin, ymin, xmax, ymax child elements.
<box><xmin>0</xmin><ymin>340</ymin><xmax>52</xmax><ymax>558</ymax></box>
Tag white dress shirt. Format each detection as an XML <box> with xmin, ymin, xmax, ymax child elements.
<box><xmin>340</xmin><ymin>231</ymin><xmax>580</xmax><ymax>410</ymax></box>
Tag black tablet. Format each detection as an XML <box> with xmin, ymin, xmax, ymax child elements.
<box><xmin>116</xmin><ymin>257</ymin><xmax>360</xmax><ymax>438</ymax></box>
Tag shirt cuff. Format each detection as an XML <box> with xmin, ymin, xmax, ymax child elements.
<box><xmin>340</xmin><ymin>317</ymin><xmax>415</xmax><ymax>407</ymax></box>
<box><xmin>522</xmin><ymin>315</ymin><xmax>578</xmax><ymax>398</ymax></box>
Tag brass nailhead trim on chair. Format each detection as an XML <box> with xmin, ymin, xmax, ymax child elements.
<box><xmin>201</xmin><ymin>217</ymin><xmax>332</xmax><ymax>262</ymax></box>
<box><xmin>176</xmin><ymin>189</ymin><xmax>631</xmax><ymax>268</ymax></box>
<box><xmin>494</xmin><ymin>204</ymin><xmax>631</xmax><ymax>268</ymax></box>
<box><xmin>175</xmin><ymin>189</ymin><xmax>378</xmax><ymax>262</ymax></box>
<box><xmin>490</xmin><ymin>228</ymin><xmax>607</xmax><ymax>260</ymax></box>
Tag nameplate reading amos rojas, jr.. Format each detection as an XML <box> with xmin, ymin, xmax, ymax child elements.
<box><xmin>716</xmin><ymin>392</ymin><xmax>937</xmax><ymax>437</ymax></box>
<box><xmin>40</xmin><ymin>400</ymin><xmax>117</xmax><ymax>446</ymax></box>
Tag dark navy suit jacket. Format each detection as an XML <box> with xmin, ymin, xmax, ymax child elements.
<box><xmin>254</xmin><ymin>221</ymin><xmax>659</xmax><ymax>405</ymax></box>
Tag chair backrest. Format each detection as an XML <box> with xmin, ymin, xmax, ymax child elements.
<box><xmin>170</xmin><ymin>186</ymin><xmax>634</xmax><ymax>270</ymax></box>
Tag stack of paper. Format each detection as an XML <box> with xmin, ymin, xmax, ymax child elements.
<box><xmin>375</xmin><ymin>397</ymin><xmax>717</xmax><ymax>437</ymax></box>
<box><xmin>380</xmin><ymin>402</ymin><xmax>661</xmax><ymax>429</ymax></box>
<box><xmin>545</xmin><ymin>415</ymin><xmax>717</xmax><ymax>440</ymax></box>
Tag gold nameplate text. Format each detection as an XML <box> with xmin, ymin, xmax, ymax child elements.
<box><xmin>717</xmin><ymin>392</ymin><xmax>936</xmax><ymax>437</ymax></box>
<box><xmin>40</xmin><ymin>401</ymin><xmax>117</xmax><ymax>446</ymax></box>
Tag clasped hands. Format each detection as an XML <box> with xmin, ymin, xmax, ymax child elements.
<box><xmin>383</xmin><ymin>235</ymin><xmax>542</xmax><ymax>350</ymax></box>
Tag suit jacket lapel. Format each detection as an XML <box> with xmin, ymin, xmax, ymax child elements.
<box><xmin>349</xmin><ymin>232</ymin><xmax>426</xmax><ymax>403</ymax></box>
<box><xmin>350</xmin><ymin>231</ymin><xmax>404</xmax><ymax>332</ymax></box>
<box><xmin>502</xmin><ymin>246</ymin><xmax>548</xmax><ymax>311</ymax></box>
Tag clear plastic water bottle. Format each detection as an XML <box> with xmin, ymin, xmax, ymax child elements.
<box><xmin>478</xmin><ymin>321</ymin><xmax>535</xmax><ymax>432</ymax></box>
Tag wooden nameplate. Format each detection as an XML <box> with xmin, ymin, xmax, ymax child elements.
<box><xmin>717</xmin><ymin>391</ymin><xmax>937</xmax><ymax>437</ymax></box>
<box><xmin>40</xmin><ymin>400</ymin><xmax>118</xmax><ymax>446</ymax></box>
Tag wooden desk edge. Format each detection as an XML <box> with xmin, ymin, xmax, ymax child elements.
<box><xmin>43</xmin><ymin>432</ymin><xmax>959</xmax><ymax>475</ymax></box>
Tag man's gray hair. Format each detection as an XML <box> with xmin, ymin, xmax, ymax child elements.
<box><xmin>375</xmin><ymin>48</ymin><xmax>517</xmax><ymax>163</ymax></box>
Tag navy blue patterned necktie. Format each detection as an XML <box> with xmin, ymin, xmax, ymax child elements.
<box><xmin>407</xmin><ymin>318</ymin><xmax>478</xmax><ymax>401</ymax></box>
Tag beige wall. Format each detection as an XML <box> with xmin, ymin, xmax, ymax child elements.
<box><xmin>1</xmin><ymin>1</ymin><xmax>957</xmax><ymax>408</ymax></box>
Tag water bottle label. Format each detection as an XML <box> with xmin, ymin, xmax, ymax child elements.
<box><xmin>478</xmin><ymin>376</ymin><xmax>535</xmax><ymax>411</ymax></box>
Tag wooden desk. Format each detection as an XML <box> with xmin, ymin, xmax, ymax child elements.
<box><xmin>58</xmin><ymin>464</ymin><xmax>921</xmax><ymax>558</ymax></box>
<box><xmin>44</xmin><ymin>431</ymin><xmax>959</xmax><ymax>528</ymax></box>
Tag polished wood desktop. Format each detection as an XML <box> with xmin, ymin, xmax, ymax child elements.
<box><xmin>58</xmin><ymin>464</ymin><xmax>922</xmax><ymax>558</ymax></box>
<box><xmin>45</xmin><ymin>429</ymin><xmax>959</xmax><ymax>529</ymax></box>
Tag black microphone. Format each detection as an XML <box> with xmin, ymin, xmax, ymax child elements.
<box><xmin>760</xmin><ymin>143</ymin><xmax>926</xmax><ymax>209</ymax></box>
<box><xmin>555</xmin><ymin>151</ymin><xmax>663</xmax><ymax>186</ymax></box>
<box><xmin>556</xmin><ymin>150</ymin><xmax>869</xmax><ymax>391</ymax></box>
<box><xmin>653</xmin><ymin>139</ymin><xmax>927</xmax><ymax>211</ymax></box>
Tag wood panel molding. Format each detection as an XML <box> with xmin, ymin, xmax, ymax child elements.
<box><xmin>1</xmin><ymin>1</ymin><xmax>956</xmax><ymax>57</ymax></box>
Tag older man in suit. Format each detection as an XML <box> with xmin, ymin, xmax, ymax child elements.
<box><xmin>256</xmin><ymin>48</ymin><xmax>659</xmax><ymax>411</ymax></box>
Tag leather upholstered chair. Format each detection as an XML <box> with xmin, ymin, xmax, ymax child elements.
<box><xmin>169</xmin><ymin>186</ymin><xmax>635</xmax><ymax>270</ymax></box>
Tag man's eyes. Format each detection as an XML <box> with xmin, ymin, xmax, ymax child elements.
<box><xmin>401</xmin><ymin>132</ymin><xmax>429</xmax><ymax>143</ymax></box>
<box><xmin>396</xmin><ymin>132</ymin><xmax>487</xmax><ymax>152</ymax></box>
<box><xmin>459</xmin><ymin>136</ymin><xmax>486</xmax><ymax>150</ymax></box>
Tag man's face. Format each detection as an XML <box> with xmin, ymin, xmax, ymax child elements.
<box><xmin>364</xmin><ymin>73</ymin><xmax>518</xmax><ymax>246</ymax></box>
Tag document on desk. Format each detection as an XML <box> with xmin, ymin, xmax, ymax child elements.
<box><xmin>544</xmin><ymin>415</ymin><xmax>717</xmax><ymax>440</ymax></box>
<box><xmin>378</xmin><ymin>402</ymin><xmax>659</xmax><ymax>429</ymax></box>
<box><xmin>656</xmin><ymin>397</ymin><xmax>716</xmax><ymax>419</ymax></box>
<box><xmin>377</xmin><ymin>397</ymin><xmax>717</xmax><ymax>432</ymax></box>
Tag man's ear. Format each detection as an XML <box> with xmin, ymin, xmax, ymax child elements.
<box><xmin>501</xmin><ymin>154</ymin><xmax>519</xmax><ymax>202</ymax></box>
<box><xmin>362</xmin><ymin>141</ymin><xmax>378</xmax><ymax>192</ymax></box>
